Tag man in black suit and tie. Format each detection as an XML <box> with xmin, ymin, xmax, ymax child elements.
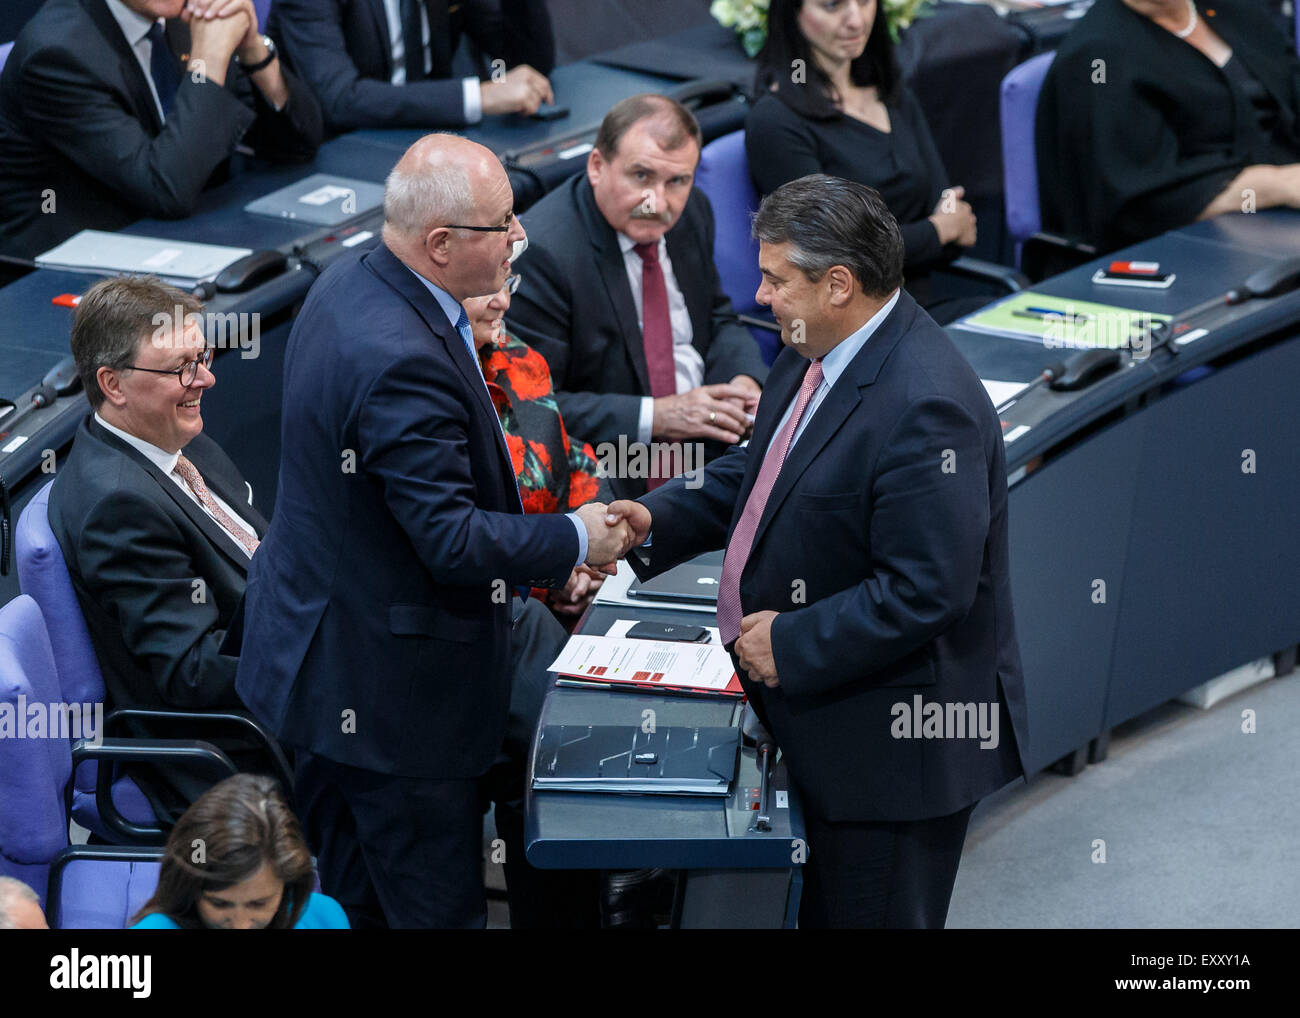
<box><xmin>609</xmin><ymin>175</ymin><xmax>1031</xmax><ymax>928</ymax></box>
<box><xmin>49</xmin><ymin>275</ymin><xmax>268</xmax><ymax>816</ymax></box>
<box><xmin>509</xmin><ymin>94</ymin><xmax>770</xmax><ymax>496</ymax></box>
<box><xmin>0</xmin><ymin>0</ymin><xmax>322</xmax><ymax>261</ymax></box>
<box><xmin>235</xmin><ymin>133</ymin><xmax>635</xmax><ymax>928</ymax></box>
<box><xmin>268</xmin><ymin>0</ymin><xmax>555</xmax><ymax>133</ymax></box>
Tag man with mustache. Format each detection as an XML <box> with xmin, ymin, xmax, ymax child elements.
<box><xmin>509</xmin><ymin>94</ymin><xmax>769</xmax><ymax>496</ymax></box>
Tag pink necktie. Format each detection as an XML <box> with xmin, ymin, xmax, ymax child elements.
<box><xmin>174</xmin><ymin>454</ymin><xmax>260</xmax><ymax>558</ymax></box>
<box><xmin>716</xmin><ymin>358</ymin><xmax>824</xmax><ymax>645</ymax></box>
<box><xmin>634</xmin><ymin>241</ymin><xmax>679</xmax><ymax>490</ymax></box>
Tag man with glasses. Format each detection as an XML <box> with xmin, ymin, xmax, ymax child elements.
<box><xmin>49</xmin><ymin>274</ymin><xmax>268</xmax><ymax>819</ymax></box>
<box><xmin>235</xmin><ymin>133</ymin><xmax>637</xmax><ymax>928</ymax></box>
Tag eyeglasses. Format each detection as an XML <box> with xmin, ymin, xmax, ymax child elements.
<box><xmin>443</xmin><ymin>211</ymin><xmax>517</xmax><ymax>233</ymax></box>
<box><xmin>126</xmin><ymin>347</ymin><xmax>214</xmax><ymax>387</ymax></box>
<box><xmin>504</xmin><ymin>273</ymin><xmax>521</xmax><ymax>295</ymax></box>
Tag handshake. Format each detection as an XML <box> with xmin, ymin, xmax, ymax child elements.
<box><xmin>574</xmin><ymin>500</ymin><xmax>653</xmax><ymax>573</ymax></box>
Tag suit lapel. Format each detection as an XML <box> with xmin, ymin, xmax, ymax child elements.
<box><xmin>576</xmin><ymin>179</ymin><xmax>650</xmax><ymax>393</ymax></box>
<box><xmin>186</xmin><ymin>441</ymin><xmax>269</xmax><ymax>537</ymax></box>
<box><xmin>362</xmin><ymin>0</ymin><xmax>396</xmax><ymax>79</ymax></box>
<box><xmin>363</xmin><ymin>244</ymin><xmax>522</xmax><ymax>508</ymax></box>
<box><xmin>739</xmin><ymin>292</ymin><xmax>918</xmax><ymax>560</ymax></box>
<box><xmin>665</xmin><ymin>199</ymin><xmax>708</xmax><ymax>359</ymax></box>
<box><xmin>85</xmin><ymin>0</ymin><xmax>163</xmax><ymax>132</ymax></box>
<box><xmin>85</xmin><ymin>418</ymin><xmax>253</xmax><ymax>571</ymax></box>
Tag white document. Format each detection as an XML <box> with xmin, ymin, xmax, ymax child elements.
<box><xmin>548</xmin><ymin>635</ymin><xmax>738</xmax><ymax>692</ymax></box>
<box><xmin>982</xmin><ymin>379</ymin><xmax>1031</xmax><ymax>407</ymax></box>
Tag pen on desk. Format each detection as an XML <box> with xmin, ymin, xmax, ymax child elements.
<box><xmin>1013</xmin><ymin>307</ymin><xmax>1094</xmax><ymax>324</ymax></box>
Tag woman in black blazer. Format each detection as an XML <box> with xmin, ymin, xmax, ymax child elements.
<box><xmin>1037</xmin><ymin>0</ymin><xmax>1300</xmax><ymax>253</ymax></box>
<box><xmin>744</xmin><ymin>0</ymin><xmax>978</xmax><ymax>320</ymax></box>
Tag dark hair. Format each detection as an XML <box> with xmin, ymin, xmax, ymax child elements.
<box><xmin>755</xmin><ymin>0</ymin><xmax>900</xmax><ymax>119</ymax></box>
<box><xmin>753</xmin><ymin>174</ymin><xmax>904</xmax><ymax>296</ymax></box>
<box><xmin>69</xmin><ymin>275</ymin><xmax>202</xmax><ymax>410</ymax></box>
<box><xmin>131</xmin><ymin>774</ymin><xmax>315</xmax><ymax>930</ymax></box>
<box><xmin>593</xmin><ymin>93</ymin><xmax>702</xmax><ymax>161</ymax></box>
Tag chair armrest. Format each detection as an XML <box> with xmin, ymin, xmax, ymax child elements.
<box><xmin>104</xmin><ymin>706</ymin><xmax>294</xmax><ymax>790</ymax></box>
<box><xmin>737</xmin><ymin>314</ymin><xmax>780</xmax><ymax>333</ymax></box>
<box><xmin>71</xmin><ymin>737</ymin><xmax>238</xmax><ymax>844</ymax></box>
<box><xmin>46</xmin><ymin>843</ymin><xmax>167</xmax><ymax>930</ymax></box>
<box><xmin>1020</xmin><ymin>232</ymin><xmax>1099</xmax><ymax>283</ymax></box>
<box><xmin>945</xmin><ymin>256</ymin><xmax>1031</xmax><ymax>294</ymax></box>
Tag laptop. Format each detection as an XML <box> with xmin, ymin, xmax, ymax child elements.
<box><xmin>244</xmin><ymin>174</ymin><xmax>384</xmax><ymax>226</ymax></box>
<box><xmin>626</xmin><ymin>562</ymin><xmax>722</xmax><ymax>606</ymax></box>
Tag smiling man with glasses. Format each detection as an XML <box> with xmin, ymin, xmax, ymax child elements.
<box><xmin>48</xmin><ymin>274</ymin><xmax>270</xmax><ymax>821</ymax></box>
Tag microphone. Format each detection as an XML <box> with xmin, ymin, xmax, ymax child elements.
<box><xmin>748</xmin><ymin>735</ymin><xmax>776</xmax><ymax>834</ymax></box>
<box><xmin>995</xmin><ymin>361</ymin><xmax>1066</xmax><ymax>415</ymax></box>
<box><xmin>0</xmin><ymin>378</ymin><xmax>62</xmax><ymax>441</ymax></box>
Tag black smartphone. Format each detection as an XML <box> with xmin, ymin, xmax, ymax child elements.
<box><xmin>626</xmin><ymin>621</ymin><xmax>711</xmax><ymax>643</ymax></box>
<box><xmin>531</xmin><ymin>103</ymin><xmax>570</xmax><ymax>121</ymax></box>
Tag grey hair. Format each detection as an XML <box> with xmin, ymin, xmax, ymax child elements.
<box><xmin>0</xmin><ymin>876</ymin><xmax>40</xmax><ymax>929</ymax></box>
<box><xmin>384</xmin><ymin>137</ymin><xmax>475</xmax><ymax>237</ymax></box>
<box><xmin>752</xmin><ymin>174</ymin><xmax>904</xmax><ymax>297</ymax></box>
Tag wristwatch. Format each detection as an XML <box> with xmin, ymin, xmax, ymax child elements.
<box><xmin>236</xmin><ymin>35</ymin><xmax>277</xmax><ymax>73</ymax></box>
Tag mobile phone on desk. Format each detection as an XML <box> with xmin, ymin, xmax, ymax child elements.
<box><xmin>531</xmin><ymin>103</ymin><xmax>569</xmax><ymax>121</ymax></box>
<box><xmin>626</xmin><ymin>621</ymin><xmax>710</xmax><ymax>643</ymax></box>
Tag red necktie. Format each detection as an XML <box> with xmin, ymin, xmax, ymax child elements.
<box><xmin>634</xmin><ymin>241</ymin><xmax>679</xmax><ymax>488</ymax></box>
<box><xmin>716</xmin><ymin>358</ymin><xmax>824</xmax><ymax>645</ymax></box>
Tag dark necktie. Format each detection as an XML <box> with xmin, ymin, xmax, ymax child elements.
<box><xmin>146</xmin><ymin>22</ymin><xmax>179</xmax><ymax>117</ymax></box>
<box><xmin>401</xmin><ymin>0</ymin><xmax>429</xmax><ymax>82</ymax></box>
<box><xmin>633</xmin><ymin>241</ymin><xmax>679</xmax><ymax>488</ymax></box>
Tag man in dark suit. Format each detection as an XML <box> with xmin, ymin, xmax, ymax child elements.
<box><xmin>269</xmin><ymin>0</ymin><xmax>555</xmax><ymax>133</ymax></box>
<box><xmin>508</xmin><ymin>94</ymin><xmax>770</xmax><ymax>495</ymax></box>
<box><xmin>609</xmin><ymin>175</ymin><xmax>1031</xmax><ymax>928</ymax></box>
<box><xmin>0</xmin><ymin>0</ymin><xmax>322</xmax><ymax>261</ymax></box>
<box><xmin>49</xmin><ymin>275</ymin><xmax>268</xmax><ymax>815</ymax></box>
<box><xmin>235</xmin><ymin>133</ymin><xmax>635</xmax><ymax>928</ymax></box>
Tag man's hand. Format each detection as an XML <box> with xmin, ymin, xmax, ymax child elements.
<box><xmin>725</xmin><ymin>374</ymin><xmax>762</xmax><ymax>432</ymax></box>
<box><xmin>652</xmin><ymin>383</ymin><xmax>752</xmax><ymax>444</ymax></box>
<box><xmin>736</xmin><ymin>610</ymin><xmax>780</xmax><ymax>687</ymax></box>
<box><xmin>480</xmin><ymin>65</ymin><xmax>554</xmax><ymax>116</ymax></box>
<box><xmin>549</xmin><ymin>564</ymin><xmax>606</xmax><ymax>617</ymax></box>
<box><xmin>604</xmin><ymin>500</ymin><xmax>652</xmax><ymax>550</ymax></box>
<box><xmin>184</xmin><ymin>0</ymin><xmax>253</xmax><ymax>85</ymax></box>
<box><xmin>574</xmin><ymin>502</ymin><xmax>632</xmax><ymax>570</ymax></box>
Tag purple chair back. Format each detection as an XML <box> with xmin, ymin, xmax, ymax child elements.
<box><xmin>694</xmin><ymin>130</ymin><xmax>779</xmax><ymax>365</ymax></box>
<box><xmin>55</xmin><ymin>860</ymin><xmax>162</xmax><ymax>929</ymax></box>
<box><xmin>0</xmin><ymin>41</ymin><xmax>13</xmax><ymax>74</ymax></box>
<box><xmin>16</xmin><ymin>480</ymin><xmax>153</xmax><ymax>832</ymax></box>
<box><xmin>253</xmin><ymin>0</ymin><xmax>272</xmax><ymax>29</ymax></box>
<box><xmin>0</xmin><ymin>596</ymin><xmax>71</xmax><ymax>907</ymax></box>
<box><xmin>1000</xmin><ymin>51</ymin><xmax>1055</xmax><ymax>253</ymax></box>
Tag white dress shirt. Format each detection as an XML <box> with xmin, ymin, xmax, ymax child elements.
<box><xmin>95</xmin><ymin>413</ymin><xmax>258</xmax><ymax>557</ymax></box>
<box><xmin>617</xmin><ymin>232</ymin><xmax>705</xmax><ymax>444</ymax></box>
<box><xmin>381</xmin><ymin>0</ymin><xmax>482</xmax><ymax>122</ymax></box>
<box><xmin>105</xmin><ymin>0</ymin><xmax>167</xmax><ymax>122</ymax></box>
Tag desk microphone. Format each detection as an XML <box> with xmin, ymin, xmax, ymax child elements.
<box><xmin>995</xmin><ymin>361</ymin><xmax>1065</xmax><ymax>415</ymax></box>
<box><xmin>748</xmin><ymin>736</ymin><xmax>775</xmax><ymax>834</ymax></box>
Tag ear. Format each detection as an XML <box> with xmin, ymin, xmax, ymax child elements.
<box><xmin>423</xmin><ymin>226</ymin><xmax>452</xmax><ymax>268</ymax></box>
<box><xmin>824</xmin><ymin>265</ymin><xmax>855</xmax><ymax>308</ymax></box>
<box><xmin>586</xmin><ymin>147</ymin><xmax>605</xmax><ymax>189</ymax></box>
<box><xmin>96</xmin><ymin>365</ymin><xmax>127</xmax><ymax>409</ymax></box>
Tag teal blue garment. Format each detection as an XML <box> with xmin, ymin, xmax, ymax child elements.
<box><xmin>131</xmin><ymin>892</ymin><xmax>349</xmax><ymax>929</ymax></box>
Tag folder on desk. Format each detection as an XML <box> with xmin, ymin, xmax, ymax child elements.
<box><xmin>244</xmin><ymin>174</ymin><xmax>384</xmax><ymax>226</ymax></box>
<box><xmin>35</xmin><ymin>231</ymin><xmax>252</xmax><ymax>284</ymax></box>
<box><xmin>532</xmin><ymin>724</ymin><xmax>740</xmax><ymax>795</ymax></box>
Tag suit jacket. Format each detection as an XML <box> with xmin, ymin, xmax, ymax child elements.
<box><xmin>234</xmin><ymin>243</ymin><xmax>578</xmax><ymax>780</ymax></box>
<box><xmin>630</xmin><ymin>292</ymin><xmax>1030</xmax><ymax>823</ymax></box>
<box><xmin>509</xmin><ymin>174</ymin><xmax>770</xmax><ymax>456</ymax></box>
<box><xmin>50</xmin><ymin>415</ymin><xmax>267</xmax><ymax>717</ymax></box>
<box><xmin>0</xmin><ymin>0</ymin><xmax>323</xmax><ymax>260</ymax></box>
<box><xmin>268</xmin><ymin>0</ymin><xmax>555</xmax><ymax>132</ymax></box>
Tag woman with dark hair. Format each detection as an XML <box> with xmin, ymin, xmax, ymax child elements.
<box><xmin>130</xmin><ymin>774</ymin><xmax>348</xmax><ymax>930</ymax></box>
<box><xmin>744</xmin><ymin>0</ymin><xmax>976</xmax><ymax>319</ymax></box>
<box><xmin>1037</xmin><ymin>0</ymin><xmax>1300</xmax><ymax>253</ymax></box>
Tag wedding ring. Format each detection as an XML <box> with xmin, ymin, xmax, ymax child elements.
<box><xmin>709</xmin><ymin>411</ymin><xmax>716</xmax><ymax>423</ymax></box>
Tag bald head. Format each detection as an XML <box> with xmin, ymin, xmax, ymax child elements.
<box><xmin>382</xmin><ymin>134</ymin><xmax>526</xmax><ymax>303</ymax></box>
